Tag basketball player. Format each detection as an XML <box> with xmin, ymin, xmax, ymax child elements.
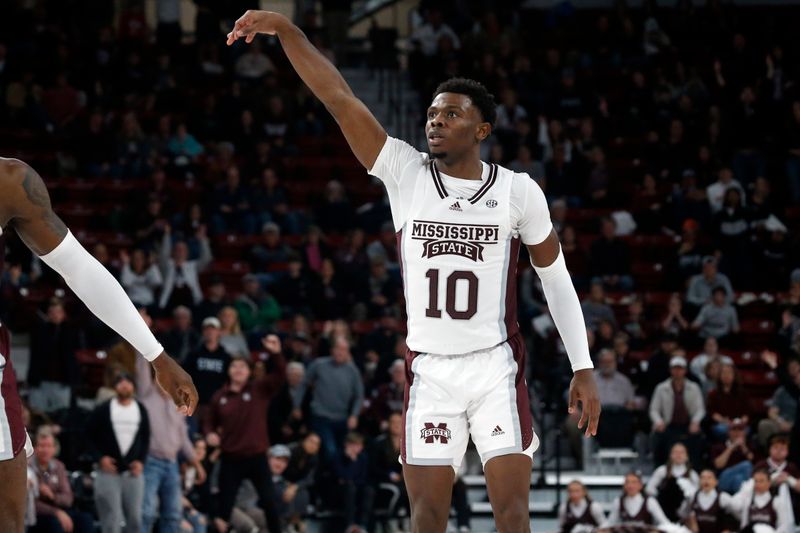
<box><xmin>227</xmin><ymin>10</ymin><xmax>600</xmax><ymax>532</ymax></box>
<box><xmin>0</xmin><ymin>158</ymin><xmax>198</xmax><ymax>532</ymax></box>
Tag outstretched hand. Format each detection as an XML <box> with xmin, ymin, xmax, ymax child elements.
<box><xmin>152</xmin><ymin>352</ymin><xmax>198</xmax><ymax>416</ymax></box>
<box><xmin>569</xmin><ymin>369</ymin><xmax>601</xmax><ymax>437</ymax></box>
<box><xmin>226</xmin><ymin>10</ymin><xmax>288</xmax><ymax>45</ymax></box>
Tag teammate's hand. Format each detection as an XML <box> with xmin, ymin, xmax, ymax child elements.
<box><xmin>152</xmin><ymin>352</ymin><xmax>198</xmax><ymax>416</ymax></box>
<box><xmin>568</xmin><ymin>369</ymin><xmax>601</xmax><ymax>437</ymax></box>
<box><xmin>226</xmin><ymin>10</ymin><xmax>289</xmax><ymax>45</ymax></box>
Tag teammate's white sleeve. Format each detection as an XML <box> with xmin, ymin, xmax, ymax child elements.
<box><xmin>368</xmin><ymin>136</ymin><xmax>426</xmax><ymax>230</ymax></box>
<box><xmin>533</xmin><ymin>248</ymin><xmax>593</xmax><ymax>371</ymax></box>
<box><xmin>39</xmin><ymin>231</ymin><xmax>164</xmax><ymax>361</ymax></box>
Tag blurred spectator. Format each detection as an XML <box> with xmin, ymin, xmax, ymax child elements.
<box><xmin>167</xmin><ymin>123</ymin><xmax>205</xmax><ymax>165</ymax></box>
<box><xmin>622</xmin><ymin>295</ymin><xmax>649</xmax><ymax>349</ymax></box>
<box><xmin>28</xmin><ymin>298</ymin><xmax>80</xmax><ymax>414</ymax></box>
<box><xmin>297</xmin><ymin>336</ymin><xmax>364</xmax><ymax>463</ymax></box>
<box><xmin>753</xmin><ymin>435</ymin><xmax>800</xmax><ymax>494</ymax></box>
<box><xmin>366</xmin><ymin>413</ymin><xmax>408</xmax><ymax>531</ymax></box>
<box><xmin>29</xmin><ymin>429</ymin><xmax>94</xmax><ymax>533</ymax></box>
<box><xmin>315</xmin><ymin>180</ymin><xmax>355</xmax><ymax>234</ymax></box>
<box><xmin>251</xmin><ymin>222</ymin><xmax>293</xmax><ymax>270</ymax></box>
<box><xmin>186</xmin><ymin>317</ymin><xmax>230</xmax><ymax>407</ymax></box>
<box><xmin>409</xmin><ymin>8</ymin><xmax>460</xmax><ymax>57</ymax></box>
<box><xmin>661</xmin><ymin>293</ymin><xmax>691</xmax><ymax>341</ymax></box>
<box><xmin>158</xmin><ymin>225</ymin><xmax>212</xmax><ymax>312</ymax></box>
<box><xmin>217</xmin><ymin>305</ymin><xmax>249</xmax><ymax>357</ymax></box>
<box><xmin>758</xmin><ymin>361</ymin><xmax>800</xmax><ymax>448</ymax></box>
<box><xmin>85</xmin><ymin>372</ymin><xmax>149</xmax><ymax>533</ymax></box>
<box><xmin>333</xmin><ymin>432</ymin><xmax>371</xmax><ymax>533</ymax></box>
<box><xmin>644</xmin><ymin>334</ymin><xmax>681</xmax><ymax>398</ymax></box>
<box><xmin>194</xmin><ymin>278</ymin><xmax>229</xmax><ymax>325</ymax></box>
<box><xmin>135</xmin><ymin>354</ymin><xmax>205</xmax><ymax>533</ymax></box>
<box><xmin>581</xmin><ymin>280</ymin><xmax>617</xmax><ymax>331</ymax></box>
<box><xmin>365</xmin><ymin>359</ymin><xmax>405</xmax><ymax>434</ymax></box>
<box><xmin>691</xmin><ymin>287</ymin><xmax>740</xmax><ymax>344</ymax></box>
<box><xmin>508</xmin><ymin>145</ymin><xmax>544</xmax><ymax>181</ymax></box>
<box><xmin>267</xmin><ymin>444</ymin><xmax>306</xmax><ymax>532</ymax></box>
<box><xmin>119</xmin><ymin>249</ymin><xmax>163</xmax><ymax>309</ymax></box>
<box><xmin>284</xmin><ymin>432</ymin><xmax>321</xmax><ymax>527</ymax></box>
<box><xmin>159</xmin><ymin>305</ymin><xmax>200</xmax><ymax>365</ymax></box>
<box><xmin>706</xmin><ymin>167</ymin><xmax>745</xmax><ymax>214</ymax></box>
<box><xmin>707</xmin><ymin>363</ymin><xmax>751</xmax><ymax>439</ymax></box>
<box><xmin>589</xmin><ymin>217</ymin><xmax>633</xmax><ymax>291</ymax></box>
<box><xmin>269</xmin><ymin>361</ymin><xmax>309</xmax><ymax>445</ymax></box>
<box><xmin>645</xmin><ymin>443</ymin><xmax>699</xmax><ymax>522</ymax></box>
<box><xmin>210</xmin><ymin>166</ymin><xmax>254</xmax><ymax>234</ymax></box>
<box><xmin>650</xmin><ymin>355</ymin><xmax>705</xmax><ymax>466</ymax></box>
<box><xmin>686</xmin><ymin>257</ymin><xmax>734</xmax><ymax>310</ymax></box>
<box><xmin>601</xmin><ymin>472</ymin><xmax>671</xmax><ymax>530</ymax></box>
<box><xmin>732</xmin><ymin>468</ymin><xmax>794</xmax><ymax>533</ymax></box>
<box><xmin>365</xmin><ymin>222</ymin><xmax>400</xmax><ymax>270</ymax></box>
<box><xmin>787</xmin><ymin>101</ymin><xmax>800</xmax><ymax>204</ymax></box>
<box><xmin>234</xmin><ymin>41</ymin><xmax>275</xmax><ymax>80</ymax></box>
<box><xmin>234</xmin><ymin>273</ymin><xmax>281</xmax><ymax>333</ymax></box>
<box><xmin>315</xmin><ymin>258</ymin><xmax>348</xmax><ymax>321</ymax></box>
<box><xmin>685</xmin><ymin>469</ymin><xmax>737</xmax><ymax>533</ymax></box>
<box><xmin>711</xmin><ymin>418</ymin><xmax>755</xmax><ymax>494</ymax></box>
<box><xmin>689</xmin><ymin>337</ymin><xmax>733</xmax><ymax>390</ymax></box>
<box><xmin>203</xmin><ymin>335</ymin><xmax>285</xmax><ymax>533</ymax></box>
<box><xmin>559</xmin><ymin>480</ymin><xmax>605</xmax><ymax>533</ymax></box>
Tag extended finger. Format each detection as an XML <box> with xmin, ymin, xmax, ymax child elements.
<box><xmin>246</xmin><ymin>33</ymin><xmax>255</xmax><ymax>44</ymax></box>
<box><xmin>577</xmin><ymin>400</ymin><xmax>589</xmax><ymax>430</ymax></box>
<box><xmin>567</xmin><ymin>386</ymin><xmax>577</xmax><ymax>415</ymax></box>
<box><xmin>586</xmin><ymin>398</ymin><xmax>601</xmax><ymax>437</ymax></box>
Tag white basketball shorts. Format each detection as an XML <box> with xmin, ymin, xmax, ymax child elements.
<box><xmin>401</xmin><ymin>332</ymin><xmax>539</xmax><ymax>471</ymax></box>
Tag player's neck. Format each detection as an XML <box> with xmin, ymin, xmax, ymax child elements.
<box><xmin>435</xmin><ymin>156</ymin><xmax>483</xmax><ymax>181</ymax></box>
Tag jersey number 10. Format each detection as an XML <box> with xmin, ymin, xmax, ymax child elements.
<box><xmin>424</xmin><ymin>268</ymin><xmax>479</xmax><ymax>320</ymax></box>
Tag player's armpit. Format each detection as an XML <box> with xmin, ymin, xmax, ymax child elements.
<box><xmin>3</xmin><ymin>159</ymin><xmax>68</xmax><ymax>256</ymax></box>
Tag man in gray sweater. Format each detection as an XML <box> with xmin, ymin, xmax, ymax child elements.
<box><xmin>294</xmin><ymin>336</ymin><xmax>364</xmax><ymax>463</ymax></box>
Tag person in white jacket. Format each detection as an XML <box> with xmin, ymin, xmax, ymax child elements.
<box><xmin>120</xmin><ymin>249</ymin><xmax>163</xmax><ymax>308</ymax></box>
<box><xmin>650</xmin><ymin>356</ymin><xmax>706</xmax><ymax>466</ymax></box>
<box><xmin>731</xmin><ymin>468</ymin><xmax>795</xmax><ymax>533</ymax></box>
<box><xmin>158</xmin><ymin>224</ymin><xmax>212</xmax><ymax>311</ymax></box>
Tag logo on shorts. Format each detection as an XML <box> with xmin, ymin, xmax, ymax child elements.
<box><xmin>486</xmin><ymin>199</ymin><xmax>497</xmax><ymax>208</ymax></box>
<box><xmin>420</xmin><ymin>423</ymin><xmax>451</xmax><ymax>444</ymax></box>
<box><xmin>491</xmin><ymin>425</ymin><xmax>505</xmax><ymax>436</ymax></box>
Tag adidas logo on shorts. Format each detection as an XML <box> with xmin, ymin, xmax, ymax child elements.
<box><xmin>491</xmin><ymin>425</ymin><xmax>505</xmax><ymax>436</ymax></box>
<box><xmin>449</xmin><ymin>201</ymin><xmax>462</xmax><ymax>212</ymax></box>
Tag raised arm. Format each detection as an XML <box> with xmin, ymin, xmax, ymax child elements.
<box><xmin>0</xmin><ymin>158</ymin><xmax>197</xmax><ymax>415</ymax></box>
<box><xmin>226</xmin><ymin>10</ymin><xmax>387</xmax><ymax>169</ymax></box>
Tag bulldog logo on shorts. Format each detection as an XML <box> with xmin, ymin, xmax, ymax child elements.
<box><xmin>420</xmin><ymin>422</ymin><xmax>451</xmax><ymax>444</ymax></box>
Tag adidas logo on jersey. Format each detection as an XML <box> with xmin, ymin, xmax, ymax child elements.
<box><xmin>449</xmin><ymin>201</ymin><xmax>462</xmax><ymax>211</ymax></box>
<box><xmin>491</xmin><ymin>425</ymin><xmax>505</xmax><ymax>436</ymax></box>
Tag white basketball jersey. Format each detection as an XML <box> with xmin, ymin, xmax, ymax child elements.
<box><xmin>369</xmin><ymin>137</ymin><xmax>552</xmax><ymax>355</ymax></box>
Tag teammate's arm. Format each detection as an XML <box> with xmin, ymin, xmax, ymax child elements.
<box><xmin>1</xmin><ymin>158</ymin><xmax>198</xmax><ymax>415</ymax></box>
<box><xmin>226</xmin><ymin>10</ymin><xmax>386</xmax><ymax>169</ymax></box>
<box><xmin>528</xmin><ymin>231</ymin><xmax>600</xmax><ymax>436</ymax></box>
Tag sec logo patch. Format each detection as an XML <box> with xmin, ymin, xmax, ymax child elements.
<box><xmin>486</xmin><ymin>199</ymin><xmax>497</xmax><ymax>208</ymax></box>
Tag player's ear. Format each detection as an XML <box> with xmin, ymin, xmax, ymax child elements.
<box><xmin>475</xmin><ymin>122</ymin><xmax>491</xmax><ymax>143</ymax></box>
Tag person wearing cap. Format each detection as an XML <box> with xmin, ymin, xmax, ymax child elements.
<box><xmin>650</xmin><ymin>355</ymin><xmax>705</xmax><ymax>466</ymax></box>
<box><xmin>711</xmin><ymin>418</ymin><xmax>755</xmax><ymax>493</ymax></box>
<box><xmin>85</xmin><ymin>372</ymin><xmax>150</xmax><ymax>533</ymax></box>
<box><xmin>686</xmin><ymin>257</ymin><xmax>734</xmax><ymax>309</ymax></box>
<box><xmin>267</xmin><ymin>443</ymin><xmax>309</xmax><ymax>532</ymax></box>
<box><xmin>203</xmin><ymin>334</ymin><xmax>286</xmax><ymax>533</ymax></box>
<box><xmin>185</xmin><ymin>316</ymin><xmax>231</xmax><ymax>407</ymax></box>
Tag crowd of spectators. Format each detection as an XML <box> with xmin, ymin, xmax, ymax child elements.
<box><xmin>2</xmin><ymin>0</ymin><xmax>800</xmax><ymax>532</ymax></box>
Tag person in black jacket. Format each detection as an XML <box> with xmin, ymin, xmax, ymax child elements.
<box><xmin>85</xmin><ymin>373</ymin><xmax>150</xmax><ymax>533</ymax></box>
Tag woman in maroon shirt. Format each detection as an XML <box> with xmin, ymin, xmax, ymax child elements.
<box><xmin>707</xmin><ymin>363</ymin><xmax>750</xmax><ymax>440</ymax></box>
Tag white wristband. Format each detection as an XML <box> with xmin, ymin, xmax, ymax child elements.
<box><xmin>533</xmin><ymin>247</ymin><xmax>593</xmax><ymax>372</ymax></box>
<box><xmin>39</xmin><ymin>231</ymin><xmax>164</xmax><ymax>361</ymax></box>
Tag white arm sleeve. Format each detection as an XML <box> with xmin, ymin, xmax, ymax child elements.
<box><xmin>533</xmin><ymin>247</ymin><xmax>593</xmax><ymax>371</ymax></box>
<box><xmin>39</xmin><ymin>231</ymin><xmax>164</xmax><ymax>361</ymax></box>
